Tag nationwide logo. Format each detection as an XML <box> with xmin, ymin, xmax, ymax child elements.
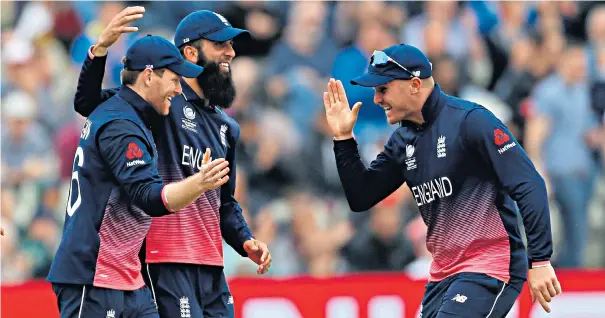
<box><xmin>493</xmin><ymin>128</ymin><xmax>510</xmax><ymax>146</ymax></box>
<box><xmin>494</xmin><ymin>128</ymin><xmax>516</xmax><ymax>154</ymax></box>
<box><xmin>127</xmin><ymin>159</ymin><xmax>145</xmax><ymax>167</ymax></box>
<box><xmin>126</xmin><ymin>142</ymin><xmax>145</xmax><ymax>167</ymax></box>
<box><xmin>126</xmin><ymin>142</ymin><xmax>143</xmax><ymax>159</ymax></box>
<box><xmin>498</xmin><ymin>142</ymin><xmax>517</xmax><ymax>154</ymax></box>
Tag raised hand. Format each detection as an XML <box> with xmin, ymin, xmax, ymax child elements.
<box><xmin>323</xmin><ymin>78</ymin><xmax>362</xmax><ymax>140</ymax></box>
<box><xmin>93</xmin><ymin>6</ymin><xmax>145</xmax><ymax>56</ymax></box>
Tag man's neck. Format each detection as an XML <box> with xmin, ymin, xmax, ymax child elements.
<box><xmin>184</xmin><ymin>77</ymin><xmax>205</xmax><ymax>99</ymax></box>
<box><xmin>127</xmin><ymin>84</ymin><xmax>148</xmax><ymax>101</ymax></box>
<box><xmin>406</xmin><ymin>111</ymin><xmax>425</xmax><ymax>125</ymax></box>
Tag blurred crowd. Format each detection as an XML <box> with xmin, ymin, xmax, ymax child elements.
<box><xmin>2</xmin><ymin>1</ymin><xmax>605</xmax><ymax>284</ymax></box>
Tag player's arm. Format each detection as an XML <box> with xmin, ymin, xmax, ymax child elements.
<box><xmin>98</xmin><ymin>120</ymin><xmax>229</xmax><ymax>216</ymax></box>
<box><xmin>74</xmin><ymin>6</ymin><xmax>144</xmax><ymax>117</ymax></box>
<box><xmin>334</xmin><ymin>136</ymin><xmax>406</xmax><ymax>212</ymax></box>
<box><xmin>74</xmin><ymin>46</ymin><xmax>119</xmax><ymax>117</ymax></box>
<box><xmin>219</xmin><ymin>123</ymin><xmax>254</xmax><ymax>257</ymax></box>
<box><xmin>462</xmin><ymin>108</ymin><xmax>552</xmax><ymax>265</ymax></box>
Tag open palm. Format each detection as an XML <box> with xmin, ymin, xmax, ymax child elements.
<box><xmin>323</xmin><ymin>78</ymin><xmax>362</xmax><ymax>140</ymax></box>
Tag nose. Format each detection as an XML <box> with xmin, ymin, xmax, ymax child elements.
<box><xmin>224</xmin><ymin>42</ymin><xmax>235</xmax><ymax>59</ymax></box>
<box><xmin>374</xmin><ymin>92</ymin><xmax>383</xmax><ymax>105</ymax></box>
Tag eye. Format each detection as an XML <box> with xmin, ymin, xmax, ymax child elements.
<box><xmin>214</xmin><ymin>40</ymin><xmax>234</xmax><ymax>48</ymax></box>
<box><xmin>377</xmin><ymin>86</ymin><xmax>387</xmax><ymax>94</ymax></box>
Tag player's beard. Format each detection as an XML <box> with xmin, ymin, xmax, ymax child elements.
<box><xmin>195</xmin><ymin>58</ymin><xmax>236</xmax><ymax>109</ymax></box>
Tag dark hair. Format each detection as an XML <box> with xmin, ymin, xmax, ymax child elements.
<box><xmin>120</xmin><ymin>57</ymin><xmax>166</xmax><ymax>85</ymax></box>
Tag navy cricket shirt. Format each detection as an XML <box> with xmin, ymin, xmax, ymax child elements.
<box><xmin>47</xmin><ymin>86</ymin><xmax>171</xmax><ymax>290</ymax></box>
<box><xmin>334</xmin><ymin>85</ymin><xmax>552</xmax><ymax>283</ymax></box>
<box><xmin>73</xmin><ymin>49</ymin><xmax>253</xmax><ymax>267</ymax></box>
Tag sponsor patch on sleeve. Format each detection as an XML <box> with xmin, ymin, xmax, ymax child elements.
<box><xmin>125</xmin><ymin>142</ymin><xmax>145</xmax><ymax>166</ymax></box>
<box><xmin>493</xmin><ymin>128</ymin><xmax>516</xmax><ymax>154</ymax></box>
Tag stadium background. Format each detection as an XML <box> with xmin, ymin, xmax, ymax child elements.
<box><xmin>1</xmin><ymin>1</ymin><xmax>605</xmax><ymax>317</ymax></box>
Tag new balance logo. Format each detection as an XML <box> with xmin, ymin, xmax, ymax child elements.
<box><xmin>452</xmin><ymin>294</ymin><xmax>467</xmax><ymax>303</ymax></box>
<box><xmin>106</xmin><ymin>309</ymin><xmax>115</xmax><ymax>318</ymax></box>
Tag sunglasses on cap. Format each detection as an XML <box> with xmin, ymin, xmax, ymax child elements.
<box><xmin>371</xmin><ymin>50</ymin><xmax>418</xmax><ymax>78</ymax></box>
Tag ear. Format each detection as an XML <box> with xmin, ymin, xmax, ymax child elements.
<box><xmin>410</xmin><ymin>78</ymin><xmax>423</xmax><ymax>94</ymax></box>
<box><xmin>183</xmin><ymin>46</ymin><xmax>198</xmax><ymax>63</ymax></box>
<box><xmin>143</xmin><ymin>68</ymin><xmax>154</xmax><ymax>87</ymax></box>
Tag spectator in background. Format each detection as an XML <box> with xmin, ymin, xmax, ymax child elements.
<box><xmin>525</xmin><ymin>43</ymin><xmax>600</xmax><ymax>268</ymax></box>
<box><xmin>1</xmin><ymin>90</ymin><xmax>59</xmax><ymax>231</ymax></box>
<box><xmin>403</xmin><ymin>1</ymin><xmax>471</xmax><ymax>61</ymax></box>
<box><xmin>220</xmin><ymin>0</ymin><xmax>286</xmax><ymax>58</ymax></box>
<box><xmin>493</xmin><ymin>36</ymin><xmax>539</xmax><ymax>143</ymax></box>
<box><xmin>264</xmin><ymin>1</ymin><xmax>339</xmax><ymax>146</ymax></box>
<box><xmin>585</xmin><ymin>6</ymin><xmax>605</xmax><ymax>121</ymax></box>
<box><xmin>341</xmin><ymin>193</ymin><xmax>416</xmax><ymax>272</ymax></box>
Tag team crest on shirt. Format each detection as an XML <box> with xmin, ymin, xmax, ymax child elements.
<box><xmin>437</xmin><ymin>135</ymin><xmax>446</xmax><ymax>158</ymax></box>
<box><xmin>181</xmin><ymin>105</ymin><xmax>197</xmax><ymax>133</ymax></box>
<box><xmin>220</xmin><ymin>124</ymin><xmax>228</xmax><ymax>149</ymax></box>
<box><xmin>80</xmin><ymin>119</ymin><xmax>91</xmax><ymax>140</ymax></box>
<box><xmin>405</xmin><ymin>144</ymin><xmax>417</xmax><ymax>170</ymax></box>
<box><xmin>180</xmin><ymin>297</ymin><xmax>191</xmax><ymax>318</ymax></box>
<box><xmin>106</xmin><ymin>310</ymin><xmax>115</xmax><ymax>318</ymax></box>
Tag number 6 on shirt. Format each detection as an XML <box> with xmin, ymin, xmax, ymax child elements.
<box><xmin>67</xmin><ymin>146</ymin><xmax>85</xmax><ymax>216</ymax></box>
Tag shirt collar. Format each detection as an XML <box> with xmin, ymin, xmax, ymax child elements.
<box><xmin>401</xmin><ymin>84</ymin><xmax>446</xmax><ymax>130</ymax></box>
<box><xmin>118</xmin><ymin>85</ymin><xmax>160</xmax><ymax>128</ymax></box>
<box><xmin>181</xmin><ymin>78</ymin><xmax>213</xmax><ymax>111</ymax></box>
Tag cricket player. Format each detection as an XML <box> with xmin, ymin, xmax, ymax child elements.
<box><xmin>324</xmin><ymin>43</ymin><xmax>561</xmax><ymax>317</ymax></box>
<box><xmin>47</xmin><ymin>35</ymin><xmax>232</xmax><ymax>317</ymax></box>
<box><xmin>73</xmin><ymin>7</ymin><xmax>272</xmax><ymax>317</ymax></box>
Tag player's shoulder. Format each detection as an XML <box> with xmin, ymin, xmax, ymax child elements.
<box><xmin>90</xmin><ymin>95</ymin><xmax>132</xmax><ymax>117</ymax></box>
<box><xmin>88</xmin><ymin>96</ymin><xmax>145</xmax><ymax>133</ymax></box>
<box><xmin>214</xmin><ymin>106</ymin><xmax>240</xmax><ymax>132</ymax></box>
<box><xmin>443</xmin><ymin>94</ymin><xmax>484</xmax><ymax>114</ymax></box>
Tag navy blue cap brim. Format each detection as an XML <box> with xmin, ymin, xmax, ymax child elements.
<box><xmin>167</xmin><ymin>61</ymin><xmax>204</xmax><ymax>78</ymax></box>
<box><xmin>350</xmin><ymin>73</ymin><xmax>395</xmax><ymax>87</ymax></box>
<box><xmin>205</xmin><ymin>27</ymin><xmax>249</xmax><ymax>42</ymax></box>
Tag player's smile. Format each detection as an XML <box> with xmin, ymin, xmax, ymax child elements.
<box><xmin>219</xmin><ymin>62</ymin><xmax>230</xmax><ymax>72</ymax></box>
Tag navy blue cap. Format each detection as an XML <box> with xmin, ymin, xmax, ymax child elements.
<box><xmin>351</xmin><ymin>44</ymin><xmax>433</xmax><ymax>87</ymax></box>
<box><xmin>174</xmin><ymin>10</ymin><xmax>250</xmax><ymax>47</ymax></box>
<box><xmin>124</xmin><ymin>35</ymin><xmax>203</xmax><ymax>78</ymax></box>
